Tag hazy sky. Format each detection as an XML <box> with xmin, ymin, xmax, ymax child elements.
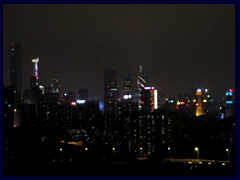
<box><xmin>3</xmin><ymin>4</ymin><xmax>235</xmax><ymax>100</ymax></box>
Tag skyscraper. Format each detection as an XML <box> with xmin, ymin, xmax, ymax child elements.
<box><xmin>122</xmin><ymin>73</ymin><xmax>132</xmax><ymax>100</ymax></box>
<box><xmin>225</xmin><ymin>89</ymin><xmax>234</xmax><ymax>117</ymax></box>
<box><xmin>10</xmin><ymin>43</ymin><xmax>22</xmax><ymax>95</ymax></box>
<box><xmin>141</xmin><ymin>87</ymin><xmax>158</xmax><ymax>113</ymax></box>
<box><xmin>30</xmin><ymin>58</ymin><xmax>39</xmax><ymax>88</ymax></box>
<box><xmin>137</xmin><ymin>65</ymin><xmax>147</xmax><ymax>110</ymax></box>
<box><xmin>195</xmin><ymin>88</ymin><xmax>204</xmax><ymax>116</ymax></box>
<box><xmin>104</xmin><ymin>70</ymin><xmax>118</xmax><ymax>115</ymax></box>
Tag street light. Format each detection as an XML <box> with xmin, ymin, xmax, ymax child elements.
<box><xmin>226</xmin><ymin>148</ymin><xmax>230</xmax><ymax>162</ymax></box>
<box><xmin>168</xmin><ymin>147</ymin><xmax>171</xmax><ymax>158</ymax></box>
<box><xmin>195</xmin><ymin>147</ymin><xmax>199</xmax><ymax>161</ymax></box>
<box><xmin>140</xmin><ymin>147</ymin><xmax>143</xmax><ymax>157</ymax></box>
<box><xmin>112</xmin><ymin>147</ymin><xmax>116</xmax><ymax>156</ymax></box>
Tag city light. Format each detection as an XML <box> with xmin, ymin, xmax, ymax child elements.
<box><xmin>144</xmin><ymin>87</ymin><xmax>155</xmax><ymax>90</ymax></box>
<box><xmin>32</xmin><ymin>58</ymin><xmax>39</xmax><ymax>63</ymax></box>
<box><xmin>71</xmin><ymin>102</ymin><xmax>77</xmax><ymax>106</ymax></box>
<box><xmin>154</xmin><ymin>89</ymin><xmax>158</xmax><ymax>109</ymax></box>
<box><xmin>76</xmin><ymin>100</ymin><xmax>86</xmax><ymax>104</ymax></box>
<box><xmin>123</xmin><ymin>95</ymin><xmax>129</xmax><ymax>99</ymax></box>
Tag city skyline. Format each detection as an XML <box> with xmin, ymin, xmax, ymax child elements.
<box><xmin>3</xmin><ymin>4</ymin><xmax>235</xmax><ymax>100</ymax></box>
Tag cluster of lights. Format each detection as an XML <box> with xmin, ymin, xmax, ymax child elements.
<box><xmin>177</xmin><ymin>101</ymin><xmax>185</xmax><ymax>105</ymax></box>
<box><xmin>110</xmin><ymin>88</ymin><xmax>118</xmax><ymax>91</ymax></box>
<box><xmin>123</xmin><ymin>94</ymin><xmax>132</xmax><ymax>99</ymax></box>
<box><xmin>226</xmin><ymin>101</ymin><xmax>233</xmax><ymax>104</ymax></box>
<box><xmin>71</xmin><ymin>102</ymin><xmax>77</xmax><ymax>106</ymax></box>
<box><xmin>226</xmin><ymin>92</ymin><xmax>233</xmax><ymax>96</ymax></box>
<box><xmin>76</xmin><ymin>99</ymin><xmax>86</xmax><ymax>104</ymax></box>
<box><xmin>168</xmin><ymin>100</ymin><xmax>174</xmax><ymax>103</ymax></box>
<box><xmin>144</xmin><ymin>87</ymin><xmax>155</xmax><ymax>90</ymax></box>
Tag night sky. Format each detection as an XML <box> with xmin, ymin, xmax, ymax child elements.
<box><xmin>3</xmin><ymin>4</ymin><xmax>235</xmax><ymax>101</ymax></box>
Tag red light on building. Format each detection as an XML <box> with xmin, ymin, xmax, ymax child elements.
<box><xmin>71</xmin><ymin>102</ymin><xmax>77</xmax><ymax>106</ymax></box>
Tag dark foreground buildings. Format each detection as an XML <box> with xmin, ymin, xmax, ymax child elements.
<box><xmin>3</xmin><ymin>90</ymin><xmax>235</xmax><ymax>175</ymax></box>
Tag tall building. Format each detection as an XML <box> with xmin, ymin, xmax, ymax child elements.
<box><xmin>141</xmin><ymin>87</ymin><xmax>158</xmax><ymax>113</ymax></box>
<box><xmin>122</xmin><ymin>73</ymin><xmax>133</xmax><ymax>100</ymax></box>
<box><xmin>225</xmin><ymin>88</ymin><xmax>234</xmax><ymax>118</ymax></box>
<box><xmin>195</xmin><ymin>88</ymin><xmax>204</xmax><ymax>116</ymax></box>
<box><xmin>104</xmin><ymin>70</ymin><xmax>118</xmax><ymax>115</ymax></box>
<box><xmin>23</xmin><ymin>58</ymin><xmax>42</xmax><ymax>104</ymax></box>
<box><xmin>30</xmin><ymin>58</ymin><xmax>39</xmax><ymax>88</ymax></box>
<box><xmin>158</xmin><ymin>90</ymin><xmax>166</xmax><ymax>109</ymax></box>
<box><xmin>118</xmin><ymin>74</ymin><xmax>137</xmax><ymax>115</ymax></box>
<box><xmin>10</xmin><ymin>43</ymin><xmax>22</xmax><ymax>95</ymax></box>
<box><xmin>137</xmin><ymin>65</ymin><xmax>147</xmax><ymax>110</ymax></box>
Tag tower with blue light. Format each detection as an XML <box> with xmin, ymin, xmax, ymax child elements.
<box><xmin>225</xmin><ymin>89</ymin><xmax>234</xmax><ymax>118</ymax></box>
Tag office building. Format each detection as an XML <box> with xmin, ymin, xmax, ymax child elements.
<box><xmin>10</xmin><ymin>43</ymin><xmax>22</xmax><ymax>95</ymax></box>
<box><xmin>225</xmin><ymin>89</ymin><xmax>234</xmax><ymax>118</ymax></box>
<box><xmin>141</xmin><ymin>87</ymin><xmax>158</xmax><ymax>113</ymax></box>
<box><xmin>137</xmin><ymin>65</ymin><xmax>147</xmax><ymax>110</ymax></box>
<box><xmin>104</xmin><ymin>69</ymin><xmax>118</xmax><ymax>115</ymax></box>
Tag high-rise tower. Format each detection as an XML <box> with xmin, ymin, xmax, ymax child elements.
<box><xmin>10</xmin><ymin>43</ymin><xmax>22</xmax><ymax>95</ymax></box>
<box><xmin>225</xmin><ymin>88</ymin><xmax>234</xmax><ymax>117</ymax></box>
<box><xmin>137</xmin><ymin>65</ymin><xmax>147</xmax><ymax>110</ymax></box>
<box><xmin>122</xmin><ymin>73</ymin><xmax>132</xmax><ymax>100</ymax></box>
<box><xmin>104</xmin><ymin>70</ymin><xmax>118</xmax><ymax>115</ymax></box>
<box><xmin>195</xmin><ymin>88</ymin><xmax>204</xmax><ymax>116</ymax></box>
<box><xmin>30</xmin><ymin>58</ymin><xmax>39</xmax><ymax>88</ymax></box>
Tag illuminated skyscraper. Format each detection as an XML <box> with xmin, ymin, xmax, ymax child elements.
<box><xmin>30</xmin><ymin>58</ymin><xmax>39</xmax><ymax>88</ymax></box>
<box><xmin>225</xmin><ymin>88</ymin><xmax>234</xmax><ymax>117</ymax></box>
<box><xmin>122</xmin><ymin>73</ymin><xmax>132</xmax><ymax>100</ymax></box>
<box><xmin>141</xmin><ymin>87</ymin><xmax>158</xmax><ymax>113</ymax></box>
<box><xmin>10</xmin><ymin>43</ymin><xmax>22</xmax><ymax>95</ymax></box>
<box><xmin>195</xmin><ymin>88</ymin><xmax>204</xmax><ymax>116</ymax></box>
<box><xmin>137</xmin><ymin>65</ymin><xmax>147</xmax><ymax>110</ymax></box>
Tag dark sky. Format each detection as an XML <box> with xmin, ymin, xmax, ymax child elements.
<box><xmin>3</xmin><ymin>4</ymin><xmax>235</xmax><ymax>101</ymax></box>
